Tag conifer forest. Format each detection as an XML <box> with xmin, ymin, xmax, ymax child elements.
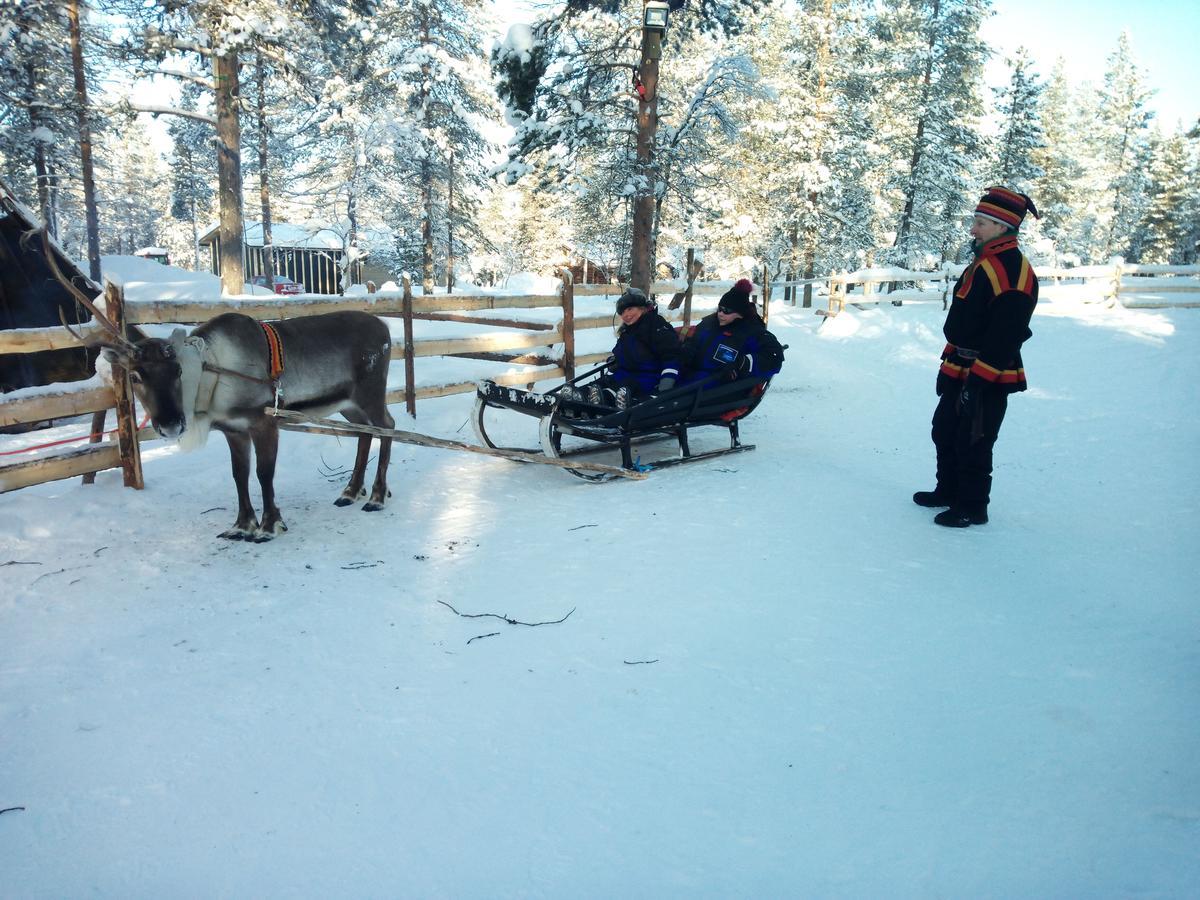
<box><xmin>2</xmin><ymin>0</ymin><xmax>1197</xmax><ymax>290</ymax></box>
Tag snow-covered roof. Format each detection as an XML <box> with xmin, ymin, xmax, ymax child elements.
<box><xmin>198</xmin><ymin>221</ymin><xmax>396</xmax><ymax>252</ymax></box>
<box><xmin>134</xmin><ymin>247</ymin><xmax>169</xmax><ymax>256</ymax></box>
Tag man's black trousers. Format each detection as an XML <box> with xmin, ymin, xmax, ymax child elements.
<box><xmin>930</xmin><ymin>383</ymin><xmax>1009</xmax><ymax>511</ymax></box>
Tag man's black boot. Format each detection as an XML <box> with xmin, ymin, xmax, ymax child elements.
<box><xmin>933</xmin><ymin>506</ymin><xmax>989</xmax><ymax>528</ymax></box>
<box><xmin>913</xmin><ymin>489</ymin><xmax>954</xmax><ymax>508</ymax></box>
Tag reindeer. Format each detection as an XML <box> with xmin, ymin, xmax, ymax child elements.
<box><xmin>46</xmin><ymin>233</ymin><xmax>394</xmax><ymax>541</ymax></box>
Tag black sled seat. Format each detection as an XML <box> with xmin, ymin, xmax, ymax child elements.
<box><xmin>473</xmin><ymin>363</ymin><xmax>773</xmax><ymax>481</ymax></box>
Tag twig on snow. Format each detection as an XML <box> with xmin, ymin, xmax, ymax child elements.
<box><xmin>341</xmin><ymin>560</ymin><xmax>384</xmax><ymax>570</ymax></box>
<box><xmin>93</xmin><ymin>546</ymin><xmax>109</xmax><ymax>557</ymax></box>
<box><xmin>624</xmin><ymin>659</ymin><xmax>659</xmax><ymax>665</ymax></box>
<box><xmin>0</xmin><ymin>806</ymin><xmax>25</xmax><ymax>815</ymax></box>
<box><xmin>568</xmin><ymin>523</ymin><xmax>598</xmax><ymax>531</ymax></box>
<box><xmin>1</xmin><ymin>561</ymin><xmax>41</xmax><ymax>567</ymax></box>
<box><xmin>467</xmin><ymin>632</ymin><xmax>501</xmax><ymax>645</ymax></box>
<box><xmin>31</xmin><ymin>566</ymin><xmax>87</xmax><ymax>585</ymax></box>
<box><xmin>437</xmin><ymin>599</ymin><xmax>575</xmax><ymax>627</ymax></box>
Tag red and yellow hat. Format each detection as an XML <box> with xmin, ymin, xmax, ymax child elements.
<box><xmin>975</xmin><ymin>186</ymin><xmax>1040</xmax><ymax>229</ymax></box>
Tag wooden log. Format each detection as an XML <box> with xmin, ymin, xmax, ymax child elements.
<box><xmin>0</xmin><ymin>320</ymin><xmax>107</xmax><ymax>354</ymax></box>
<box><xmin>1116</xmin><ymin>283</ymin><xmax>1200</xmax><ymax>294</ymax></box>
<box><xmin>0</xmin><ymin>384</ymin><xmax>115</xmax><ymax>428</ymax></box>
<box><xmin>391</xmin><ymin>329</ymin><xmax>565</xmax><ymax>359</ymax></box>
<box><xmin>574</xmin><ymin>281</ymin><xmax>726</xmax><ymax>298</ymax></box>
<box><xmin>266</xmin><ymin>408</ymin><xmax>646</xmax><ymax>480</ymax></box>
<box><xmin>446</xmin><ymin>351</ymin><xmax>559</xmax><ymax>366</ymax></box>
<box><xmin>412</xmin><ymin>311</ymin><xmax>554</xmax><ymax>330</ymax></box>
<box><xmin>123</xmin><ymin>292</ymin><xmax>564</xmax><ymax>325</ymax></box>
<box><xmin>105</xmin><ymin>282</ymin><xmax>144</xmax><ymax>489</ymax></box>
<box><xmin>0</xmin><ymin>442</ymin><xmax>121</xmax><ymax>493</ymax></box>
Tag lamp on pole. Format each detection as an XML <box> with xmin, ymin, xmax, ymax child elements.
<box><xmin>628</xmin><ymin>1</ymin><xmax>670</xmax><ymax>294</ymax></box>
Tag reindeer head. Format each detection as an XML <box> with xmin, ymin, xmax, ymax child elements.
<box><xmin>102</xmin><ymin>330</ymin><xmax>190</xmax><ymax>439</ymax></box>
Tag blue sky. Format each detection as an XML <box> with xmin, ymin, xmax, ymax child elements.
<box><xmin>983</xmin><ymin>0</ymin><xmax>1199</xmax><ymax>128</ymax></box>
<box><xmin>492</xmin><ymin>0</ymin><xmax>1198</xmax><ymax>129</ymax></box>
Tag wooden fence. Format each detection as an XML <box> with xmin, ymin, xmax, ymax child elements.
<box><xmin>779</xmin><ymin>261</ymin><xmax>1200</xmax><ymax>317</ymax></box>
<box><xmin>0</xmin><ymin>273</ymin><xmax>738</xmax><ymax>494</ymax></box>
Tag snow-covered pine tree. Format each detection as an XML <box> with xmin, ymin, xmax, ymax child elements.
<box><xmin>1097</xmin><ymin>31</ymin><xmax>1155</xmax><ymax>260</ymax></box>
<box><xmin>168</xmin><ymin>82</ymin><xmax>215</xmax><ymax>270</ymax></box>
<box><xmin>990</xmin><ymin>47</ymin><xmax>1045</xmax><ymax>191</ymax></box>
<box><xmin>1030</xmin><ymin>59</ymin><xmax>1088</xmax><ymax>262</ymax></box>
<box><xmin>494</xmin><ymin>0</ymin><xmax>766</xmax><ymax>283</ymax></box>
<box><xmin>0</xmin><ymin>0</ymin><xmax>77</xmax><ymax>235</ymax></box>
<box><xmin>96</xmin><ymin>116</ymin><xmax>169</xmax><ymax>255</ymax></box>
<box><xmin>1134</xmin><ymin>129</ymin><xmax>1200</xmax><ymax>264</ymax></box>
<box><xmin>875</xmin><ymin>0</ymin><xmax>989</xmax><ymax>267</ymax></box>
<box><xmin>114</xmin><ymin>0</ymin><xmax>376</xmax><ymax>292</ymax></box>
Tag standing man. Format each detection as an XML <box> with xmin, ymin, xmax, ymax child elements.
<box><xmin>914</xmin><ymin>186</ymin><xmax>1039</xmax><ymax>528</ymax></box>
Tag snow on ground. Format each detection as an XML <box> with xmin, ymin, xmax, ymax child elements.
<box><xmin>1</xmin><ymin>294</ymin><xmax>1197</xmax><ymax>897</ymax></box>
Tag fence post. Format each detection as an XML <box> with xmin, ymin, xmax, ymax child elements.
<box><xmin>401</xmin><ymin>274</ymin><xmax>416</xmax><ymax>417</ymax></box>
<box><xmin>560</xmin><ymin>268</ymin><xmax>575</xmax><ymax>382</ymax></box>
<box><xmin>1107</xmin><ymin>256</ymin><xmax>1124</xmax><ymax>307</ymax></box>
<box><xmin>105</xmin><ymin>281</ymin><xmax>143</xmax><ymax>489</ymax></box>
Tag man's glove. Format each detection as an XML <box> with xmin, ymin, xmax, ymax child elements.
<box><xmin>656</xmin><ymin>375</ymin><xmax>676</xmax><ymax>393</ymax></box>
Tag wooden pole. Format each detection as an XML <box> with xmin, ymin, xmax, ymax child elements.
<box><xmin>684</xmin><ymin>247</ymin><xmax>695</xmax><ymax>327</ymax></box>
<box><xmin>760</xmin><ymin>262</ymin><xmax>770</xmax><ymax>325</ymax></box>
<box><xmin>402</xmin><ymin>274</ymin><xmax>416</xmax><ymax>417</ymax></box>
<box><xmin>266</xmin><ymin>408</ymin><xmax>646</xmax><ymax>480</ymax></box>
<box><xmin>560</xmin><ymin>268</ymin><xmax>575</xmax><ymax>382</ymax></box>
<box><xmin>105</xmin><ymin>282</ymin><xmax>143</xmax><ymax>489</ymax></box>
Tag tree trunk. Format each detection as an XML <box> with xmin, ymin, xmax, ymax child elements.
<box><xmin>419</xmin><ymin>10</ymin><xmax>435</xmax><ymax>295</ymax></box>
<box><xmin>255</xmin><ymin>52</ymin><xmax>274</xmax><ymax>282</ymax></box>
<box><xmin>892</xmin><ymin>0</ymin><xmax>940</xmax><ymax>266</ymax></box>
<box><xmin>446</xmin><ymin>151</ymin><xmax>455</xmax><ymax>293</ymax></box>
<box><xmin>629</xmin><ymin>23</ymin><xmax>661</xmax><ymax>294</ymax></box>
<box><xmin>190</xmin><ymin>194</ymin><xmax>200</xmax><ymax>271</ymax></box>
<box><xmin>67</xmin><ymin>0</ymin><xmax>101</xmax><ymax>281</ymax></box>
<box><xmin>24</xmin><ymin>58</ymin><xmax>57</xmax><ymax>237</ymax></box>
<box><xmin>213</xmin><ymin>47</ymin><xmax>245</xmax><ymax>295</ymax></box>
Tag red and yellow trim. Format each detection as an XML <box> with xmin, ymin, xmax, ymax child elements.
<box><xmin>261</xmin><ymin>322</ymin><xmax>285</xmax><ymax>381</ymax></box>
<box><xmin>969</xmin><ymin>359</ymin><xmax>1026</xmax><ymax>385</ymax></box>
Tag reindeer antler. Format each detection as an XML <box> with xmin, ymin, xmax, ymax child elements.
<box><xmin>38</xmin><ymin>226</ymin><xmax>137</xmax><ymax>354</ymax></box>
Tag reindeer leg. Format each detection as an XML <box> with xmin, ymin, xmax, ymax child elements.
<box><xmin>250</xmin><ymin>419</ymin><xmax>287</xmax><ymax>541</ymax></box>
<box><xmin>363</xmin><ymin>406</ymin><xmax>394</xmax><ymax>512</ymax></box>
<box><xmin>335</xmin><ymin>432</ymin><xmax>371</xmax><ymax>507</ymax></box>
<box><xmin>219</xmin><ymin>430</ymin><xmax>259</xmax><ymax>540</ymax></box>
<box><xmin>334</xmin><ymin>408</ymin><xmax>371</xmax><ymax>507</ymax></box>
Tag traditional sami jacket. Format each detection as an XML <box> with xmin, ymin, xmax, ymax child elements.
<box><xmin>938</xmin><ymin>233</ymin><xmax>1038</xmax><ymax>394</ymax></box>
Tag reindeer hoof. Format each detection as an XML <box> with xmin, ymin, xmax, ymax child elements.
<box><xmin>362</xmin><ymin>501</ymin><xmax>385</xmax><ymax>512</ymax></box>
<box><xmin>334</xmin><ymin>496</ymin><xmax>355</xmax><ymax>507</ymax></box>
<box><xmin>219</xmin><ymin>529</ymin><xmax>250</xmax><ymax>541</ymax></box>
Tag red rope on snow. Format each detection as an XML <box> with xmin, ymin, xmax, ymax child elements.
<box><xmin>0</xmin><ymin>412</ymin><xmax>150</xmax><ymax>457</ymax></box>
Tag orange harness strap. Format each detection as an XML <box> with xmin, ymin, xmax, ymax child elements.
<box><xmin>261</xmin><ymin>322</ymin><xmax>285</xmax><ymax>382</ymax></box>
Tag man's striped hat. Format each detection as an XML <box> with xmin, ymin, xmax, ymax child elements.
<box><xmin>975</xmin><ymin>186</ymin><xmax>1040</xmax><ymax>229</ymax></box>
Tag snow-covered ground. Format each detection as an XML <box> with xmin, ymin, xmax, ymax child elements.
<box><xmin>2</xmin><ymin>291</ymin><xmax>1197</xmax><ymax>897</ymax></box>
